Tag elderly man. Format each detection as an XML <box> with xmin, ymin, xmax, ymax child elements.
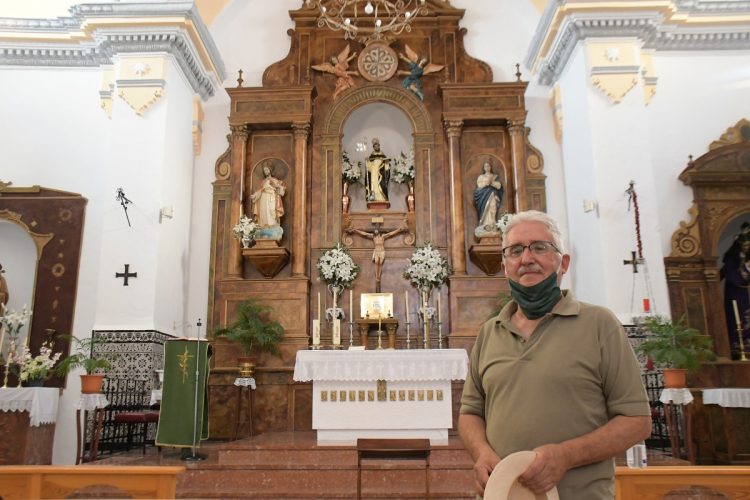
<box><xmin>459</xmin><ymin>210</ymin><xmax>651</xmax><ymax>499</ymax></box>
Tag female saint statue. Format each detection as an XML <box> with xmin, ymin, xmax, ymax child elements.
<box><xmin>721</xmin><ymin>232</ymin><xmax>750</xmax><ymax>358</ymax></box>
<box><xmin>251</xmin><ymin>162</ymin><xmax>286</xmax><ymax>232</ymax></box>
<box><xmin>473</xmin><ymin>159</ymin><xmax>504</xmax><ymax>237</ymax></box>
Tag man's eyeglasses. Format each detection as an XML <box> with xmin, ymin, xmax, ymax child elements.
<box><xmin>501</xmin><ymin>241</ymin><xmax>560</xmax><ymax>259</ymax></box>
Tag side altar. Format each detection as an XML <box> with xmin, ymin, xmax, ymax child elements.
<box><xmin>293</xmin><ymin>349</ymin><xmax>468</xmax><ymax>446</ymax></box>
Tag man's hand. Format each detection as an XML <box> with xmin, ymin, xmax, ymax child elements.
<box><xmin>518</xmin><ymin>443</ymin><xmax>570</xmax><ymax>495</ymax></box>
<box><xmin>472</xmin><ymin>448</ymin><xmax>501</xmax><ymax>496</ymax></box>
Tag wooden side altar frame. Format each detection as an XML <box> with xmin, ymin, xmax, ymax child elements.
<box><xmin>293</xmin><ymin>349</ymin><xmax>468</xmax><ymax>446</ymax></box>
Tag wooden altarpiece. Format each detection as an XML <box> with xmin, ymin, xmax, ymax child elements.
<box><xmin>206</xmin><ymin>1</ymin><xmax>546</xmax><ymax>438</ymax></box>
<box><xmin>664</xmin><ymin>120</ymin><xmax>750</xmax><ymax>464</ymax></box>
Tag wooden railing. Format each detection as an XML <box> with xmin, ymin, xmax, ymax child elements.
<box><xmin>616</xmin><ymin>465</ymin><xmax>750</xmax><ymax>499</ymax></box>
<box><xmin>0</xmin><ymin>465</ymin><xmax>184</xmax><ymax>499</ymax></box>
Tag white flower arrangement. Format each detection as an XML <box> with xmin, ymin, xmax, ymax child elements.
<box><xmin>403</xmin><ymin>243</ymin><xmax>451</xmax><ymax>290</ymax></box>
<box><xmin>391</xmin><ymin>150</ymin><xmax>415</xmax><ymax>184</ymax></box>
<box><xmin>14</xmin><ymin>339</ymin><xmax>61</xmax><ymax>382</ymax></box>
<box><xmin>232</xmin><ymin>214</ymin><xmax>259</xmax><ymax>242</ymax></box>
<box><xmin>1</xmin><ymin>305</ymin><xmax>32</xmax><ymax>341</ymax></box>
<box><xmin>317</xmin><ymin>243</ymin><xmax>360</xmax><ymax>288</ymax></box>
<box><xmin>495</xmin><ymin>212</ymin><xmax>512</xmax><ymax>233</ymax></box>
<box><xmin>342</xmin><ymin>150</ymin><xmax>363</xmax><ymax>184</ymax></box>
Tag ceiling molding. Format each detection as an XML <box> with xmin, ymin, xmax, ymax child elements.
<box><xmin>0</xmin><ymin>1</ymin><xmax>225</xmax><ymax>100</ymax></box>
<box><xmin>526</xmin><ymin>0</ymin><xmax>750</xmax><ymax>86</ymax></box>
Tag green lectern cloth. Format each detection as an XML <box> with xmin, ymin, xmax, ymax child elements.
<box><xmin>156</xmin><ymin>339</ymin><xmax>212</xmax><ymax>448</ymax></box>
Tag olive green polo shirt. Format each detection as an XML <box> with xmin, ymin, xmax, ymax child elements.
<box><xmin>460</xmin><ymin>291</ymin><xmax>650</xmax><ymax>500</ymax></box>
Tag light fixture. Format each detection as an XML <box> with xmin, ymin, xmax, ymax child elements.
<box><xmin>308</xmin><ymin>0</ymin><xmax>429</xmax><ymax>44</ymax></box>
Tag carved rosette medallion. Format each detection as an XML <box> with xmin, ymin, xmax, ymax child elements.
<box><xmin>357</xmin><ymin>42</ymin><xmax>398</xmax><ymax>82</ymax></box>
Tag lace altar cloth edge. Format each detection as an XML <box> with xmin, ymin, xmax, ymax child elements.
<box><xmin>0</xmin><ymin>387</ymin><xmax>59</xmax><ymax>426</ymax></box>
<box><xmin>659</xmin><ymin>388</ymin><xmax>694</xmax><ymax>405</ymax></box>
<box><xmin>293</xmin><ymin>349</ymin><xmax>468</xmax><ymax>382</ymax></box>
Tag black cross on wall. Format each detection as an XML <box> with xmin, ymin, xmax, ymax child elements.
<box><xmin>623</xmin><ymin>251</ymin><xmax>643</xmax><ymax>273</ymax></box>
<box><xmin>115</xmin><ymin>264</ymin><xmax>137</xmax><ymax>286</ymax></box>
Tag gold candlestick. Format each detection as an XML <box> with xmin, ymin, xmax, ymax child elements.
<box><xmin>732</xmin><ymin>300</ymin><xmax>748</xmax><ymax>361</ymax></box>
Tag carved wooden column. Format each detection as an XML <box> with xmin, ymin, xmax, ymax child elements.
<box><xmin>444</xmin><ymin>119</ymin><xmax>467</xmax><ymax>275</ymax></box>
<box><xmin>228</xmin><ymin>124</ymin><xmax>248</xmax><ymax>278</ymax></box>
<box><xmin>291</xmin><ymin>121</ymin><xmax>310</xmax><ymax>277</ymax></box>
<box><xmin>509</xmin><ymin>120</ymin><xmax>528</xmax><ymax>211</ymax></box>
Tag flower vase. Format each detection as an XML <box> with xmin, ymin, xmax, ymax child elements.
<box><xmin>420</xmin><ymin>288</ymin><xmax>432</xmax><ymax>349</ymax></box>
<box><xmin>25</xmin><ymin>378</ymin><xmax>44</xmax><ymax>387</ymax></box>
<box><xmin>241</xmin><ymin>236</ymin><xmax>252</xmax><ymax>249</ymax></box>
<box><xmin>406</xmin><ymin>182</ymin><xmax>415</xmax><ymax>212</ymax></box>
<box><xmin>342</xmin><ymin>182</ymin><xmax>351</xmax><ymax>214</ymax></box>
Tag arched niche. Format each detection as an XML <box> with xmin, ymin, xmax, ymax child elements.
<box><xmin>319</xmin><ymin>83</ymin><xmax>435</xmax><ymax>247</ymax></box>
<box><xmin>0</xmin><ymin>184</ymin><xmax>87</xmax><ymax>387</ymax></box>
<box><xmin>665</xmin><ymin>119</ymin><xmax>750</xmax><ymax>362</ymax></box>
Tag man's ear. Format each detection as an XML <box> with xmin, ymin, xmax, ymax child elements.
<box><xmin>560</xmin><ymin>254</ymin><xmax>571</xmax><ymax>276</ymax></box>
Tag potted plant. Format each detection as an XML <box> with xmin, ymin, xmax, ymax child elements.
<box><xmin>214</xmin><ymin>299</ymin><xmax>285</xmax><ymax>376</ymax></box>
<box><xmin>635</xmin><ymin>315</ymin><xmax>715</xmax><ymax>388</ymax></box>
<box><xmin>54</xmin><ymin>335</ymin><xmax>113</xmax><ymax>393</ymax></box>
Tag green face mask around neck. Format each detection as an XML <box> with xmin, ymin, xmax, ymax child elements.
<box><xmin>508</xmin><ymin>271</ymin><xmax>561</xmax><ymax>320</ymax></box>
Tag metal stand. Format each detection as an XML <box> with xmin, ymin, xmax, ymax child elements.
<box><xmin>348</xmin><ymin>320</ymin><xmax>354</xmax><ymax>347</ymax></box>
<box><xmin>182</xmin><ymin>318</ymin><xmax>206</xmax><ymax>462</ymax></box>
<box><xmin>736</xmin><ymin>322</ymin><xmax>748</xmax><ymax>362</ymax></box>
<box><xmin>405</xmin><ymin>321</ymin><xmax>411</xmax><ymax>349</ymax></box>
<box><xmin>437</xmin><ymin>320</ymin><xmax>443</xmax><ymax>349</ymax></box>
<box><xmin>376</xmin><ymin>330</ymin><xmax>384</xmax><ymax>350</ymax></box>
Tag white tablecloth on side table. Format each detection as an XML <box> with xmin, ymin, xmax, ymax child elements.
<box><xmin>702</xmin><ymin>388</ymin><xmax>750</xmax><ymax>407</ymax></box>
<box><xmin>0</xmin><ymin>387</ymin><xmax>59</xmax><ymax>427</ymax></box>
<box><xmin>660</xmin><ymin>388</ymin><xmax>694</xmax><ymax>405</ymax></box>
<box><xmin>75</xmin><ymin>394</ymin><xmax>109</xmax><ymax>411</ymax></box>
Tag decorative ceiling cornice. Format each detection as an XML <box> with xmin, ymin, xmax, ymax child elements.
<box><xmin>526</xmin><ymin>0</ymin><xmax>750</xmax><ymax>86</ymax></box>
<box><xmin>0</xmin><ymin>1</ymin><xmax>225</xmax><ymax>100</ymax></box>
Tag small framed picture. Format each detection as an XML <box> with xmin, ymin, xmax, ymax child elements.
<box><xmin>360</xmin><ymin>293</ymin><xmax>394</xmax><ymax>319</ymax></box>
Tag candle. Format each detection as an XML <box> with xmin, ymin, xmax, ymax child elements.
<box><xmin>733</xmin><ymin>300</ymin><xmax>741</xmax><ymax>326</ymax></box>
<box><xmin>312</xmin><ymin>319</ymin><xmax>320</xmax><ymax>346</ymax></box>
<box><xmin>333</xmin><ymin>319</ymin><xmax>341</xmax><ymax>345</ymax></box>
<box><xmin>0</xmin><ymin>325</ymin><xmax>5</xmax><ymax>357</ymax></box>
<box><xmin>405</xmin><ymin>291</ymin><xmax>409</xmax><ymax>323</ymax></box>
<box><xmin>350</xmin><ymin>290</ymin><xmax>354</xmax><ymax>320</ymax></box>
<box><xmin>378</xmin><ymin>314</ymin><xmax>382</xmax><ymax>332</ymax></box>
<box><xmin>317</xmin><ymin>292</ymin><xmax>321</xmax><ymax>321</ymax></box>
<box><xmin>437</xmin><ymin>293</ymin><xmax>442</xmax><ymax>323</ymax></box>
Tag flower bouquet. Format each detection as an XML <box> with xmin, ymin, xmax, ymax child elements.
<box><xmin>232</xmin><ymin>214</ymin><xmax>259</xmax><ymax>248</ymax></box>
<box><xmin>317</xmin><ymin>243</ymin><xmax>360</xmax><ymax>320</ymax></box>
<box><xmin>403</xmin><ymin>243</ymin><xmax>451</xmax><ymax>291</ymax></box>
<box><xmin>342</xmin><ymin>150</ymin><xmax>362</xmax><ymax>185</ymax></box>
<box><xmin>1</xmin><ymin>305</ymin><xmax>33</xmax><ymax>387</ymax></box>
<box><xmin>14</xmin><ymin>339</ymin><xmax>61</xmax><ymax>386</ymax></box>
<box><xmin>495</xmin><ymin>212</ymin><xmax>513</xmax><ymax>233</ymax></box>
<box><xmin>391</xmin><ymin>150</ymin><xmax>415</xmax><ymax>184</ymax></box>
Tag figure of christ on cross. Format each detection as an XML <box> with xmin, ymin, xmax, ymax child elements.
<box><xmin>346</xmin><ymin>222</ymin><xmax>408</xmax><ymax>293</ymax></box>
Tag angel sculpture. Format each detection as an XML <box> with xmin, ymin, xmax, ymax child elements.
<box><xmin>397</xmin><ymin>44</ymin><xmax>444</xmax><ymax>101</ymax></box>
<box><xmin>312</xmin><ymin>45</ymin><xmax>359</xmax><ymax>100</ymax></box>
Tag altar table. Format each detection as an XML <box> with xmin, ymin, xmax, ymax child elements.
<box><xmin>0</xmin><ymin>387</ymin><xmax>59</xmax><ymax>465</ymax></box>
<box><xmin>702</xmin><ymin>388</ymin><xmax>750</xmax><ymax>463</ymax></box>
<box><xmin>293</xmin><ymin>349</ymin><xmax>468</xmax><ymax>445</ymax></box>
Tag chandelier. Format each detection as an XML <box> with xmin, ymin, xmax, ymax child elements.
<box><xmin>308</xmin><ymin>0</ymin><xmax>429</xmax><ymax>44</ymax></box>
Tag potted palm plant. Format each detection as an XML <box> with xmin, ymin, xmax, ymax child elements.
<box><xmin>636</xmin><ymin>315</ymin><xmax>715</xmax><ymax>388</ymax></box>
<box><xmin>214</xmin><ymin>299</ymin><xmax>285</xmax><ymax>376</ymax></box>
<box><xmin>54</xmin><ymin>335</ymin><xmax>113</xmax><ymax>393</ymax></box>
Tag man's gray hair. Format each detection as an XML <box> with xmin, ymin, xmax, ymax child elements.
<box><xmin>501</xmin><ymin>210</ymin><xmax>566</xmax><ymax>253</ymax></box>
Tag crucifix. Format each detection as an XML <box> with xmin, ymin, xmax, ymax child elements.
<box><xmin>115</xmin><ymin>264</ymin><xmax>137</xmax><ymax>286</ymax></box>
<box><xmin>623</xmin><ymin>251</ymin><xmax>643</xmax><ymax>273</ymax></box>
<box><xmin>345</xmin><ymin>217</ymin><xmax>408</xmax><ymax>293</ymax></box>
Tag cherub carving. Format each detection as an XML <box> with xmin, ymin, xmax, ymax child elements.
<box><xmin>397</xmin><ymin>44</ymin><xmax>444</xmax><ymax>101</ymax></box>
<box><xmin>312</xmin><ymin>45</ymin><xmax>359</xmax><ymax>100</ymax></box>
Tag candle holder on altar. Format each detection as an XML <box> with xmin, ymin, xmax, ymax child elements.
<box><xmin>419</xmin><ymin>288</ymin><xmax>437</xmax><ymax>349</ymax></box>
<box><xmin>736</xmin><ymin>322</ymin><xmax>748</xmax><ymax>362</ymax></box>
<box><xmin>405</xmin><ymin>321</ymin><xmax>412</xmax><ymax>349</ymax></box>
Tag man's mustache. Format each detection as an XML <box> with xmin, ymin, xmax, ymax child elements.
<box><xmin>518</xmin><ymin>264</ymin><xmax>543</xmax><ymax>276</ymax></box>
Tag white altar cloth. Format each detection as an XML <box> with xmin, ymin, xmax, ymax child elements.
<box><xmin>293</xmin><ymin>349</ymin><xmax>469</xmax><ymax>446</ymax></box>
<box><xmin>702</xmin><ymin>388</ymin><xmax>750</xmax><ymax>408</ymax></box>
<box><xmin>0</xmin><ymin>387</ymin><xmax>59</xmax><ymax>427</ymax></box>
